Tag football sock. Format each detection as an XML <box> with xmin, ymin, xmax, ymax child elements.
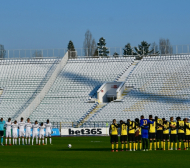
<box><xmin>15</xmin><ymin>139</ymin><xmax>17</xmax><ymax>145</ymax></box>
<box><xmin>161</xmin><ymin>141</ymin><xmax>163</xmax><ymax>148</ymax></box>
<box><xmin>32</xmin><ymin>139</ymin><xmax>34</xmax><ymax>145</ymax></box>
<box><xmin>187</xmin><ymin>142</ymin><xmax>189</xmax><ymax>148</ymax></box>
<box><xmin>145</xmin><ymin>139</ymin><xmax>148</xmax><ymax>149</ymax></box>
<box><xmin>171</xmin><ymin>142</ymin><xmax>173</xmax><ymax>149</ymax></box>
<box><xmin>142</xmin><ymin>139</ymin><xmax>145</xmax><ymax>149</ymax></box>
<box><xmin>168</xmin><ymin>142</ymin><xmax>170</xmax><ymax>150</ymax></box>
<box><xmin>42</xmin><ymin>140</ymin><xmax>44</xmax><ymax>144</ymax></box>
<box><xmin>19</xmin><ymin>138</ymin><xmax>20</xmax><ymax>145</ymax></box>
<box><xmin>28</xmin><ymin>138</ymin><xmax>30</xmax><ymax>144</ymax></box>
<box><xmin>133</xmin><ymin>143</ymin><xmax>135</xmax><ymax>150</ymax></box>
<box><xmin>150</xmin><ymin>142</ymin><xmax>152</xmax><ymax>150</ymax></box>
<box><xmin>9</xmin><ymin>139</ymin><xmax>11</xmax><ymax>144</ymax></box>
<box><xmin>125</xmin><ymin>143</ymin><xmax>128</xmax><ymax>149</ymax></box>
<box><xmin>140</xmin><ymin>143</ymin><xmax>142</xmax><ymax>150</ymax></box>
<box><xmin>154</xmin><ymin>142</ymin><xmax>156</xmax><ymax>149</ymax></box>
<box><xmin>25</xmin><ymin>139</ymin><xmax>27</xmax><ymax>144</ymax></box>
<box><xmin>129</xmin><ymin>143</ymin><xmax>132</xmax><ymax>150</ymax></box>
<box><xmin>157</xmin><ymin>142</ymin><xmax>159</xmax><ymax>148</ymax></box>
<box><xmin>39</xmin><ymin>140</ymin><xmax>41</xmax><ymax>145</ymax></box>
<box><xmin>22</xmin><ymin>138</ymin><xmax>24</xmax><ymax>144</ymax></box>
<box><xmin>5</xmin><ymin>139</ymin><xmax>7</xmax><ymax>145</ymax></box>
<box><xmin>179</xmin><ymin>142</ymin><xmax>181</xmax><ymax>148</ymax></box>
<box><xmin>121</xmin><ymin>143</ymin><xmax>124</xmax><ymax>149</ymax></box>
<box><xmin>45</xmin><ymin>138</ymin><xmax>47</xmax><ymax>144</ymax></box>
<box><xmin>12</xmin><ymin>139</ymin><xmax>14</xmax><ymax>145</ymax></box>
<box><xmin>163</xmin><ymin>142</ymin><xmax>165</xmax><ymax>150</ymax></box>
<box><xmin>175</xmin><ymin>143</ymin><xmax>177</xmax><ymax>149</ymax></box>
<box><xmin>1</xmin><ymin>137</ymin><xmax>3</xmax><ymax>144</ymax></box>
<box><xmin>189</xmin><ymin>142</ymin><xmax>190</xmax><ymax>147</ymax></box>
<box><xmin>111</xmin><ymin>144</ymin><xmax>114</xmax><ymax>150</ymax></box>
<box><xmin>50</xmin><ymin>138</ymin><xmax>52</xmax><ymax>144</ymax></box>
<box><xmin>184</xmin><ymin>142</ymin><xmax>186</xmax><ymax>148</ymax></box>
<box><xmin>136</xmin><ymin>143</ymin><xmax>138</xmax><ymax>150</ymax></box>
<box><xmin>116</xmin><ymin>144</ymin><xmax>118</xmax><ymax>149</ymax></box>
<box><xmin>36</xmin><ymin>138</ymin><xmax>38</xmax><ymax>144</ymax></box>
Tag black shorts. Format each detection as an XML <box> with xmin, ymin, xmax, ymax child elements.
<box><xmin>170</xmin><ymin>134</ymin><xmax>177</xmax><ymax>142</ymax></box>
<box><xmin>178</xmin><ymin>133</ymin><xmax>185</xmax><ymax>141</ymax></box>
<box><xmin>149</xmin><ymin>133</ymin><xmax>156</xmax><ymax>139</ymax></box>
<box><xmin>156</xmin><ymin>130</ymin><xmax>163</xmax><ymax>140</ymax></box>
<box><xmin>0</xmin><ymin>130</ymin><xmax>4</xmax><ymax>136</ymax></box>
<box><xmin>163</xmin><ymin>134</ymin><xmax>169</xmax><ymax>140</ymax></box>
<box><xmin>128</xmin><ymin>134</ymin><xmax>135</xmax><ymax>142</ymax></box>
<box><xmin>110</xmin><ymin>135</ymin><xmax>118</xmax><ymax>143</ymax></box>
<box><xmin>185</xmin><ymin>135</ymin><xmax>190</xmax><ymax>141</ymax></box>
<box><xmin>120</xmin><ymin>135</ymin><xmax>127</xmax><ymax>142</ymax></box>
<box><xmin>135</xmin><ymin>135</ymin><xmax>141</xmax><ymax>141</ymax></box>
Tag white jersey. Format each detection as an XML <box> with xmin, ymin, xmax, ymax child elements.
<box><xmin>25</xmin><ymin>122</ymin><xmax>32</xmax><ymax>132</ymax></box>
<box><xmin>6</xmin><ymin>122</ymin><xmax>12</xmax><ymax>131</ymax></box>
<box><xmin>32</xmin><ymin>124</ymin><xmax>39</xmax><ymax>133</ymax></box>
<box><xmin>12</xmin><ymin>123</ymin><xmax>18</xmax><ymax>133</ymax></box>
<box><xmin>18</xmin><ymin>122</ymin><xmax>25</xmax><ymax>131</ymax></box>
<box><xmin>45</xmin><ymin>123</ymin><xmax>52</xmax><ymax>132</ymax></box>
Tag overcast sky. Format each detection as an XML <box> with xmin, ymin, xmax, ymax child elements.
<box><xmin>0</xmin><ymin>0</ymin><xmax>190</xmax><ymax>50</ymax></box>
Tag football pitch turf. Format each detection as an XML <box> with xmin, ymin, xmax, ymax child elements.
<box><xmin>0</xmin><ymin>136</ymin><xmax>189</xmax><ymax>168</ymax></box>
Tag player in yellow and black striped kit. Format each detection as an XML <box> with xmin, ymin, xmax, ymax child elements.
<box><xmin>184</xmin><ymin>118</ymin><xmax>190</xmax><ymax>150</ymax></box>
<box><xmin>135</xmin><ymin>118</ymin><xmax>142</xmax><ymax>150</ymax></box>
<box><xmin>162</xmin><ymin>118</ymin><xmax>170</xmax><ymax>150</ymax></box>
<box><xmin>148</xmin><ymin>115</ymin><xmax>156</xmax><ymax>150</ymax></box>
<box><xmin>176</xmin><ymin>117</ymin><xmax>185</xmax><ymax>150</ymax></box>
<box><xmin>169</xmin><ymin>117</ymin><xmax>177</xmax><ymax>150</ymax></box>
<box><xmin>155</xmin><ymin>116</ymin><xmax>164</xmax><ymax>150</ymax></box>
<box><xmin>128</xmin><ymin>119</ymin><xmax>136</xmax><ymax>151</ymax></box>
<box><xmin>109</xmin><ymin>119</ymin><xmax>119</xmax><ymax>152</ymax></box>
<box><xmin>120</xmin><ymin>120</ymin><xmax>128</xmax><ymax>151</ymax></box>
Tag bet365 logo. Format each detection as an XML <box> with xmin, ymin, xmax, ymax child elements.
<box><xmin>69</xmin><ymin>128</ymin><xmax>102</xmax><ymax>135</ymax></box>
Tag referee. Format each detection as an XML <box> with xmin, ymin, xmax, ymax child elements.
<box><xmin>0</xmin><ymin>118</ymin><xmax>6</xmax><ymax>146</ymax></box>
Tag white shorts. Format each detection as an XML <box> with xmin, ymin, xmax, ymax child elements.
<box><xmin>19</xmin><ymin>130</ymin><xmax>25</xmax><ymax>137</ymax></box>
<box><xmin>46</xmin><ymin>131</ymin><xmax>51</xmax><ymax>137</ymax></box>
<box><xmin>6</xmin><ymin>130</ymin><xmax>11</xmax><ymax>138</ymax></box>
<box><xmin>32</xmin><ymin>132</ymin><xmax>38</xmax><ymax>139</ymax></box>
<box><xmin>12</xmin><ymin>132</ymin><xmax>18</xmax><ymax>138</ymax></box>
<box><xmin>25</xmin><ymin>131</ymin><xmax>31</xmax><ymax>138</ymax></box>
<box><xmin>39</xmin><ymin>133</ymin><xmax>44</xmax><ymax>139</ymax></box>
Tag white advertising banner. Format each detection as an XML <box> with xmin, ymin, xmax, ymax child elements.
<box><xmin>61</xmin><ymin>128</ymin><xmax>109</xmax><ymax>136</ymax></box>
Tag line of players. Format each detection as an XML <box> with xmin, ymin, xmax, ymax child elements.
<box><xmin>109</xmin><ymin>115</ymin><xmax>190</xmax><ymax>152</ymax></box>
<box><xmin>0</xmin><ymin>117</ymin><xmax>52</xmax><ymax>146</ymax></box>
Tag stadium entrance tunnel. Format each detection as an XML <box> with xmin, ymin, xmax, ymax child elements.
<box><xmin>97</xmin><ymin>82</ymin><xmax>125</xmax><ymax>103</ymax></box>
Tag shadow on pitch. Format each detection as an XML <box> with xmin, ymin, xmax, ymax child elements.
<box><xmin>57</xmin><ymin>148</ymin><xmax>111</xmax><ymax>152</ymax></box>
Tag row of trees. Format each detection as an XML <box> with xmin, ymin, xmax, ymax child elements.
<box><xmin>67</xmin><ymin>30</ymin><xmax>173</xmax><ymax>58</ymax></box>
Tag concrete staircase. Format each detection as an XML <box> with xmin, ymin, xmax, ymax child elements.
<box><xmin>77</xmin><ymin>103</ymin><xmax>107</xmax><ymax>127</ymax></box>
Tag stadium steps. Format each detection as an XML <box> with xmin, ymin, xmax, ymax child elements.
<box><xmin>77</xmin><ymin>103</ymin><xmax>107</xmax><ymax>127</ymax></box>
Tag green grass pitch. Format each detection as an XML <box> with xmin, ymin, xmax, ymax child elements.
<box><xmin>0</xmin><ymin>136</ymin><xmax>189</xmax><ymax>168</ymax></box>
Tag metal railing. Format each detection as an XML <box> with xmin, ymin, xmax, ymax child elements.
<box><xmin>0</xmin><ymin>45</ymin><xmax>190</xmax><ymax>59</ymax></box>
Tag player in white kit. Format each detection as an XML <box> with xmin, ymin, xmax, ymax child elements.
<box><xmin>39</xmin><ymin>123</ymin><xmax>45</xmax><ymax>145</ymax></box>
<box><xmin>6</xmin><ymin>118</ymin><xmax>12</xmax><ymax>145</ymax></box>
<box><xmin>25</xmin><ymin>118</ymin><xmax>32</xmax><ymax>145</ymax></box>
<box><xmin>12</xmin><ymin>120</ymin><xmax>18</xmax><ymax>145</ymax></box>
<box><xmin>18</xmin><ymin>117</ymin><xmax>25</xmax><ymax>145</ymax></box>
<box><xmin>45</xmin><ymin>119</ymin><xmax>52</xmax><ymax>145</ymax></box>
<box><xmin>32</xmin><ymin>120</ymin><xmax>39</xmax><ymax>145</ymax></box>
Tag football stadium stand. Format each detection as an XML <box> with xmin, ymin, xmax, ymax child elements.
<box><xmin>0</xmin><ymin>53</ymin><xmax>190</xmax><ymax>128</ymax></box>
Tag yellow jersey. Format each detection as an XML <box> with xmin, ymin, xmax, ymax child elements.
<box><xmin>170</xmin><ymin>121</ymin><xmax>177</xmax><ymax>134</ymax></box>
<box><xmin>129</xmin><ymin>121</ymin><xmax>135</xmax><ymax>134</ymax></box>
<box><xmin>177</xmin><ymin>121</ymin><xmax>185</xmax><ymax>133</ymax></box>
<box><xmin>163</xmin><ymin>121</ymin><xmax>169</xmax><ymax>134</ymax></box>
<box><xmin>120</xmin><ymin>123</ymin><xmax>128</xmax><ymax>135</ymax></box>
<box><xmin>185</xmin><ymin>123</ymin><xmax>190</xmax><ymax>135</ymax></box>
<box><xmin>109</xmin><ymin>124</ymin><xmax>118</xmax><ymax>135</ymax></box>
<box><xmin>156</xmin><ymin>118</ymin><xmax>163</xmax><ymax>130</ymax></box>
<box><xmin>149</xmin><ymin>119</ymin><xmax>156</xmax><ymax>133</ymax></box>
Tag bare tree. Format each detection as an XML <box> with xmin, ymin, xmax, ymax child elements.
<box><xmin>159</xmin><ymin>38</ymin><xmax>173</xmax><ymax>55</ymax></box>
<box><xmin>0</xmin><ymin>44</ymin><xmax>6</xmax><ymax>59</ymax></box>
<box><xmin>83</xmin><ymin>30</ymin><xmax>96</xmax><ymax>56</ymax></box>
<box><xmin>150</xmin><ymin>42</ymin><xmax>159</xmax><ymax>55</ymax></box>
